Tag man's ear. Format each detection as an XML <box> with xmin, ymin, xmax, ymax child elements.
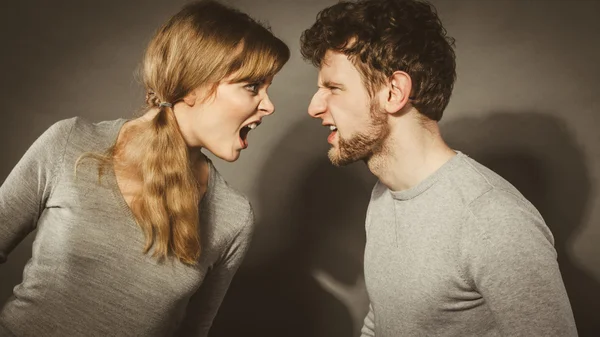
<box><xmin>382</xmin><ymin>71</ymin><xmax>412</xmax><ymax>114</ymax></box>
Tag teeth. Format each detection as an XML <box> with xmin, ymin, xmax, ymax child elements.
<box><xmin>329</xmin><ymin>125</ymin><xmax>337</xmax><ymax>131</ymax></box>
<box><xmin>248</xmin><ymin>123</ymin><xmax>258</xmax><ymax>130</ymax></box>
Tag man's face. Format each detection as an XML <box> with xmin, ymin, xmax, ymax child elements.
<box><xmin>308</xmin><ymin>50</ymin><xmax>389</xmax><ymax>166</ymax></box>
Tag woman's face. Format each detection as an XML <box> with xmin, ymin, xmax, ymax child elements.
<box><xmin>174</xmin><ymin>72</ymin><xmax>275</xmax><ymax>162</ymax></box>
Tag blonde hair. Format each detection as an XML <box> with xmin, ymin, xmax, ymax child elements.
<box><xmin>78</xmin><ymin>0</ymin><xmax>289</xmax><ymax>264</ymax></box>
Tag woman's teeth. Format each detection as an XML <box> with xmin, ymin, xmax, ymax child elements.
<box><xmin>248</xmin><ymin>122</ymin><xmax>258</xmax><ymax>130</ymax></box>
<box><xmin>329</xmin><ymin>125</ymin><xmax>337</xmax><ymax>131</ymax></box>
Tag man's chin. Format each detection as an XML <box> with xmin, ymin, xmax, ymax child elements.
<box><xmin>328</xmin><ymin>148</ymin><xmax>362</xmax><ymax>167</ymax></box>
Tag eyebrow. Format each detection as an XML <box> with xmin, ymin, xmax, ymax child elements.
<box><xmin>321</xmin><ymin>80</ymin><xmax>344</xmax><ymax>89</ymax></box>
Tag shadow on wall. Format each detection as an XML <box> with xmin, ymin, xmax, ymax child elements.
<box><xmin>209</xmin><ymin>117</ymin><xmax>374</xmax><ymax>337</ymax></box>
<box><xmin>442</xmin><ymin>112</ymin><xmax>600</xmax><ymax>337</ymax></box>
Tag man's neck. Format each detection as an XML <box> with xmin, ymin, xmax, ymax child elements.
<box><xmin>366</xmin><ymin>115</ymin><xmax>456</xmax><ymax>192</ymax></box>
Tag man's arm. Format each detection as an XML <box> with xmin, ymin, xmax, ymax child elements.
<box><xmin>466</xmin><ymin>191</ymin><xmax>578</xmax><ymax>336</ymax></box>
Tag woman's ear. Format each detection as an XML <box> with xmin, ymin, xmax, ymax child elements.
<box><xmin>183</xmin><ymin>89</ymin><xmax>198</xmax><ymax>107</ymax></box>
<box><xmin>382</xmin><ymin>71</ymin><xmax>412</xmax><ymax>114</ymax></box>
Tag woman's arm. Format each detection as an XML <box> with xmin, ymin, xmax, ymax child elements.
<box><xmin>0</xmin><ymin>119</ymin><xmax>73</xmax><ymax>263</ymax></box>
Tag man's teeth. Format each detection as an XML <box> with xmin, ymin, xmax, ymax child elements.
<box><xmin>329</xmin><ymin>125</ymin><xmax>337</xmax><ymax>131</ymax></box>
<box><xmin>248</xmin><ymin>123</ymin><xmax>258</xmax><ymax>130</ymax></box>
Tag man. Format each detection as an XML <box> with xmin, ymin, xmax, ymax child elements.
<box><xmin>300</xmin><ymin>0</ymin><xmax>577</xmax><ymax>336</ymax></box>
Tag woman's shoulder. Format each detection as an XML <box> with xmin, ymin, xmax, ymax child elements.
<box><xmin>199</xmin><ymin>160</ymin><xmax>254</xmax><ymax>259</ymax></box>
<box><xmin>34</xmin><ymin>116</ymin><xmax>121</xmax><ymax>154</ymax></box>
<box><xmin>66</xmin><ymin>116</ymin><xmax>126</xmax><ymax>145</ymax></box>
<box><xmin>202</xmin><ymin>159</ymin><xmax>254</xmax><ymax>233</ymax></box>
<box><xmin>40</xmin><ymin>116</ymin><xmax>127</xmax><ymax>153</ymax></box>
<box><xmin>206</xmin><ymin>162</ymin><xmax>253</xmax><ymax>215</ymax></box>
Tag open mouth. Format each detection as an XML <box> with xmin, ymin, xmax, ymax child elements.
<box><xmin>326</xmin><ymin>124</ymin><xmax>338</xmax><ymax>144</ymax></box>
<box><xmin>239</xmin><ymin>121</ymin><xmax>260</xmax><ymax>149</ymax></box>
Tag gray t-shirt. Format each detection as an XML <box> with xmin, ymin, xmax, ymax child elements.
<box><xmin>0</xmin><ymin>117</ymin><xmax>254</xmax><ymax>337</ymax></box>
<box><xmin>360</xmin><ymin>152</ymin><xmax>577</xmax><ymax>337</ymax></box>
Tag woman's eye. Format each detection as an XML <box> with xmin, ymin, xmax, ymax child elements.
<box><xmin>245</xmin><ymin>83</ymin><xmax>260</xmax><ymax>94</ymax></box>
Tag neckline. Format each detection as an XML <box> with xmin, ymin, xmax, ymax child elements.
<box><xmin>389</xmin><ymin>151</ymin><xmax>464</xmax><ymax>201</ymax></box>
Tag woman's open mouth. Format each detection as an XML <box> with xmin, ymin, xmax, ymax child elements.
<box><xmin>239</xmin><ymin>121</ymin><xmax>260</xmax><ymax>149</ymax></box>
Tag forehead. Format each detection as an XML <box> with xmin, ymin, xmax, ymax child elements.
<box><xmin>318</xmin><ymin>50</ymin><xmax>362</xmax><ymax>84</ymax></box>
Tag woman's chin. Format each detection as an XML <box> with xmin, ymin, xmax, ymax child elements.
<box><xmin>221</xmin><ymin>149</ymin><xmax>241</xmax><ymax>162</ymax></box>
<box><xmin>225</xmin><ymin>154</ymin><xmax>240</xmax><ymax>162</ymax></box>
<box><xmin>203</xmin><ymin>146</ymin><xmax>240</xmax><ymax>163</ymax></box>
<box><xmin>215</xmin><ymin>154</ymin><xmax>239</xmax><ymax>163</ymax></box>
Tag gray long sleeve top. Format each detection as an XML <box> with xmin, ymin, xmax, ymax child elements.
<box><xmin>360</xmin><ymin>152</ymin><xmax>577</xmax><ymax>336</ymax></box>
<box><xmin>0</xmin><ymin>117</ymin><xmax>254</xmax><ymax>337</ymax></box>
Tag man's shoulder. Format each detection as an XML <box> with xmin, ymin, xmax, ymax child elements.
<box><xmin>443</xmin><ymin>153</ymin><xmax>529</xmax><ymax>208</ymax></box>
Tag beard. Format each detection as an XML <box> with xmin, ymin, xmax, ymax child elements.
<box><xmin>328</xmin><ymin>100</ymin><xmax>390</xmax><ymax>167</ymax></box>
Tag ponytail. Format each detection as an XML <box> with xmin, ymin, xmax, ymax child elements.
<box><xmin>135</xmin><ymin>96</ymin><xmax>201</xmax><ymax>264</ymax></box>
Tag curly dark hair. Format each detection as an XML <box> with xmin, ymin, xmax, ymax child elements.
<box><xmin>300</xmin><ymin>0</ymin><xmax>456</xmax><ymax>121</ymax></box>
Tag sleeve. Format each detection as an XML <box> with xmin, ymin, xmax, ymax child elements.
<box><xmin>0</xmin><ymin>120</ymin><xmax>73</xmax><ymax>263</ymax></box>
<box><xmin>176</xmin><ymin>208</ymin><xmax>255</xmax><ymax>337</ymax></box>
<box><xmin>360</xmin><ymin>303</ymin><xmax>376</xmax><ymax>337</ymax></box>
<box><xmin>360</xmin><ymin>182</ymin><xmax>380</xmax><ymax>337</ymax></box>
<box><xmin>465</xmin><ymin>193</ymin><xmax>578</xmax><ymax>337</ymax></box>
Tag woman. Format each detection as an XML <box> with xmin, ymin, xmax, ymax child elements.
<box><xmin>0</xmin><ymin>1</ymin><xmax>289</xmax><ymax>336</ymax></box>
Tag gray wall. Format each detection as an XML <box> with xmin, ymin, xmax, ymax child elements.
<box><xmin>1</xmin><ymin>0</ymin><xmax>598</xmax><ymax>336</ymax></box>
